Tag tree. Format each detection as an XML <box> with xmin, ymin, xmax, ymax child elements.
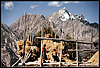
<box><xmin>33</xmin><ymin>26</ymin><xmax>59</xmax><ymax>52</ymax></box>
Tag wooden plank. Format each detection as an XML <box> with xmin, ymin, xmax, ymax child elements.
<box><xmin>19</xmin><ymin>62</ymin><xmax>60</xmax><ymax>66</ymax></box>
<box><xmin>18</xmin><ymin>61</ymin><xmax>99</xmax><ymax>67</ymax></box>
<box><xmin>22</xmin><ymin>12</ymin><xmax>26</xmax><ymax>61</ymax></box>
<box><xmin>68</xmin><ymin>49</ymin><xmax>99</xmax><ymax>51</ymax></box>
<box><xmin>12</xmin><ymin>57</ymin><xmax>22</xmax><ymax>67</ymax></box>
<box><xmin>19</xmin><ymin>62</ymin><xmax>40</xmax><ymax>66</ymax></box>
<box><xmin>79</xmin><ymin>63</ymin><xmax>98</xmax><ymax>66</ymax></box>
<box><xmin>43</xmin><ymin>62</ymin><xmax>60</xmax><ymax>65</ymax></box>
<box><xmin>36</xmin><ymin>37</ymin><xmax>93</xmax><ymax>44</ymax></box>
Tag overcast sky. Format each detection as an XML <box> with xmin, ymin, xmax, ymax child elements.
<box><xmin>1</xmin><ymin>1</ymin><xmax>99</xmax><ymax>26</ymax></box>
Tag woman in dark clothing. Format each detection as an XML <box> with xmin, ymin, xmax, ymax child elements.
<box><xmin>52</xmin><ymin>49</ymin><xmax>59</xmax><ymax>62</ymax></box>
<box><xmin>42</xmin><ymin>44</ymin><xmax>47</xmax><ymax>60</ymax></box>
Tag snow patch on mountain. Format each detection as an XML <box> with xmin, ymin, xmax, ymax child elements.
<box><xmin>58</xmin><ymin>7</ymin><xmax>70</xmax><ymax>21</ymax></box>
<box><xmin>70</xmin><ymin>15</ymin><xmax>76</xmax><ymax>20</ymax></box>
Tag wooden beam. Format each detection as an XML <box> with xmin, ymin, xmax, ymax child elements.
<box><xmin>12</xmin><ymin>57</ymin><xmax>22</xmax><ymax>67</ymax></box>
<box><xmin>43</xmin><ymin>62</ymin><xmax>60</xmax><ymax>65</ymax></box>
<box><xmin>19</xmin><ymin>62</ymin><xmax>60</xmax><ymax>66</ymax></box>
<box><xmin>40</xmin><ymin>21</ymin><xmax>43</xmax><ymax>67</ymax></box>
<box><xmin>40</xmin><ymin>40</ymin><xmax>42</xmax><ymax>67</ymax></box>
<box><xmin>36</xmin><ymin>37</ymin><xmax>93</xmax><ymax>44</ymax></box>
<box><xmin>19</xmin><ymin>62</ymin><xmax>40</xmax><ymax>66</ymax></box>
<box><xmin>22</xmin><ymin>12</ymin><xmax>26</xmax><ymax>61</ymax></box>
<box><xmin>79</xmin><ymin>63</ymin><xmax>98</xmax><ymax>66</ymax></box>
<box><xmin>68</xmin><ymin>49</ymin><xmax>99</xmax><ymax>51</ymax></box>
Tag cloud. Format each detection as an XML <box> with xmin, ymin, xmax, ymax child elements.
<box><xmin>62</xmin><ymin>1</ymin><xmax>70</xmax><ymax>3</ymax></box>
<box><xmin>48</xmin><ymin>1</ymin><xmax>80</xmax><ymax>7</ymax></box>
<box><xmin>63</xmin><ymin>1</ymin><xmax>80</xmax><ymax>3</ymax></box>
<box><xmin>4</xmin><ymin>1</ymin><xmax>14</xmax><ymax>10</ymax></box>
<box><xmin>48</xmin><ymin>1</ymin><xmax>62</xmax><ymax>7</ymax></box>
<box><xmin>30</xmin><ymin>5</ymin><xmax>38</xmax><ymax>9</ymax></box>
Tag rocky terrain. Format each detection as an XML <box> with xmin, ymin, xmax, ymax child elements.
<box><xmin>1</xmin><ymin>22</ymin><xmax>19</xmax><ymax>67</ymax></box>
<box><xmin>1</xmin><ymin>7</ymin><xmax>99</xmax><ymax>67</ymax></box>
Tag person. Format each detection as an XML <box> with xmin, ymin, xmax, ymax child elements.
<box><xmin>42</xmin><ymin>44</ymin><xmax>47</xmax><ymax>61</ymax></box>
<box><xmin>52</xmin><ymin>49</ymin><xmax>59</xmax><ymax>62</ymax></box>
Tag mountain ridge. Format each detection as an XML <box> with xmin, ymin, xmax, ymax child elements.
<box><xmin>9</xmin><ymin>7</ymin><xmax>99</xmax><ymax>42</ymax></box>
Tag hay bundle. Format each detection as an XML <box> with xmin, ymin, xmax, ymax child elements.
<box><xmin>87</xmin><ymin>51</ymin><xmax>99</xmax><ymax>64</ymax></box>
<box><xmin>45</xmin><ymin>34</ymin><xmax>53</xmax><ymax>38</ymax></box>
<box><xmin>17</xmin><ymin>40</ymin><xmax>31</xmax><ymax>54</ymax></box>
<box><xmin>43</xmin><ymin>34</ymin><xmax>64</xmax><ymax>60</ymax></box>
<box><xmin>17</xmin><ymin>40</ymin><xmax>39</xmax><ymax>58</ymax></box>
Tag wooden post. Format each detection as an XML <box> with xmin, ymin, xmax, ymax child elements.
<box><xmin>40</xmin><ymin>21</ymin><xmax>43</xmax><ymax>67</ymax></box>
<box><xmin>59</xmin><ymin>21</ymin><xmax>63</xmax><ymax>67</ymax></box>
<box><xmin>76</xmin><ymin>42</ymin><xmax>78</xmax><ymax>67</ymax></box>
<box><xmin>59</xmin><ymin>41</ymin><xmax>62</xmax><ymax>67</ymax></box>
<box><xmin>22</xmin><ymin>12</ymin><xmax>26</xmax><ymax>63</ymax></box>
<box><xmin>55</xmin><ymin>33</ymin><xmax>56</xmax><ymax>38</ymax></box>
<box><xmin>40</xmin><ymin>40</ymin><xmax>43</xmax><ymax>67</ymax></box>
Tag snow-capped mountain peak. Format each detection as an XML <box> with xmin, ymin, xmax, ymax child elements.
<box><xmin>58</xmin><ymin>7</ymin><xmax>87</xmax><ymax>22</ymax></box>
<box><xmin>47</xmin><ymin>7</ymin><xmax>88</xmax><ymax>24</ymax></box>
<box><xmin>58</xmin><ymin>7</ymin><xmax>70</xmax><ymax>21</ymax></box>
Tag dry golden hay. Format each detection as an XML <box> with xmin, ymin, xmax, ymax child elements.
<box><xmin>25</xmin><ymin>46</ymin><xmax>31</xmax><ymax>53</ymax></box>
<box><xmin>64</xmin><ymin>58</ymin><xmax>72</xmax><ymax>62</ymax></box>
<box><xmin>61</xmin><ymin>54</ymin><xmax>72</xmax><ymax>62</ymax></box>
<box><xmin>42</xmin><ymin>34</ymin><xmax>73</xmax><ymax>62</ymax></box>
<box><xmin>17</xmin><ymin>40</ymin><xmax>31</xmax><ymax>47</ymax></box>
<box><xmin>17</xmin><ymin>40</ymin><xmax>39</xmax><ymax>56</ymax></box>
<box><xmin>42</xmin><ymin>34</ymin><xmax>66</xmax><ymax>61</ymax></box>
<box><xmin>87</xmin><ymin>51</ymin><xmax>99</xmax><ymax>64</ymax></box>
<box><xmin>31</xmin><ymin>46</ymin><xmax>39</xmax><ymax>52</ymax></box>
<box><xmin>45</xmin><ymin>34</ymin><xmax>53</xmax><ymax>38</ymax></box>
<box><xmin>17</xmin><ymin>40</ymin><xmax>24</xmax><ymax>46</ymax></box>
<box><xmin>25</xmin><ymin>40</ymin><xmax>31</xmax><ymax>46</ymax></box>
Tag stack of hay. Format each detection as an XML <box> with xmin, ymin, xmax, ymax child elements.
<box><xmin>42</xmin><ymin>34</ymin><xmax>72</xmax><ymax>62</ymax></box>
<box><xmin>87</xmin><ymin>51</ymin><xmax>99</xmax><ymax>64</ymax></box>
<box><xmin>17</xmin><ymin>40</ymin><xmax>39</xmax><ymax>61</ymax></box>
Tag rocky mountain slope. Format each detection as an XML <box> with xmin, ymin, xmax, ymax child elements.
<box><xmin>9</xmin><ymin>7</ymin><xmax>99</xmax><ymax>47</ymax></box>
<box><xmin>9</xmin><ymin>14</ymin><xmax>50</xmax><ymax>40</ymax></box>
<box><xmin>1</xmin><ymin>22</ymin><xmax>19</xmax><ymax>67</ymax></box>
<box><xmin>46</xmin><ymin>7</ymin><xmax>99</xmax><ymax>41</ymax></box>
